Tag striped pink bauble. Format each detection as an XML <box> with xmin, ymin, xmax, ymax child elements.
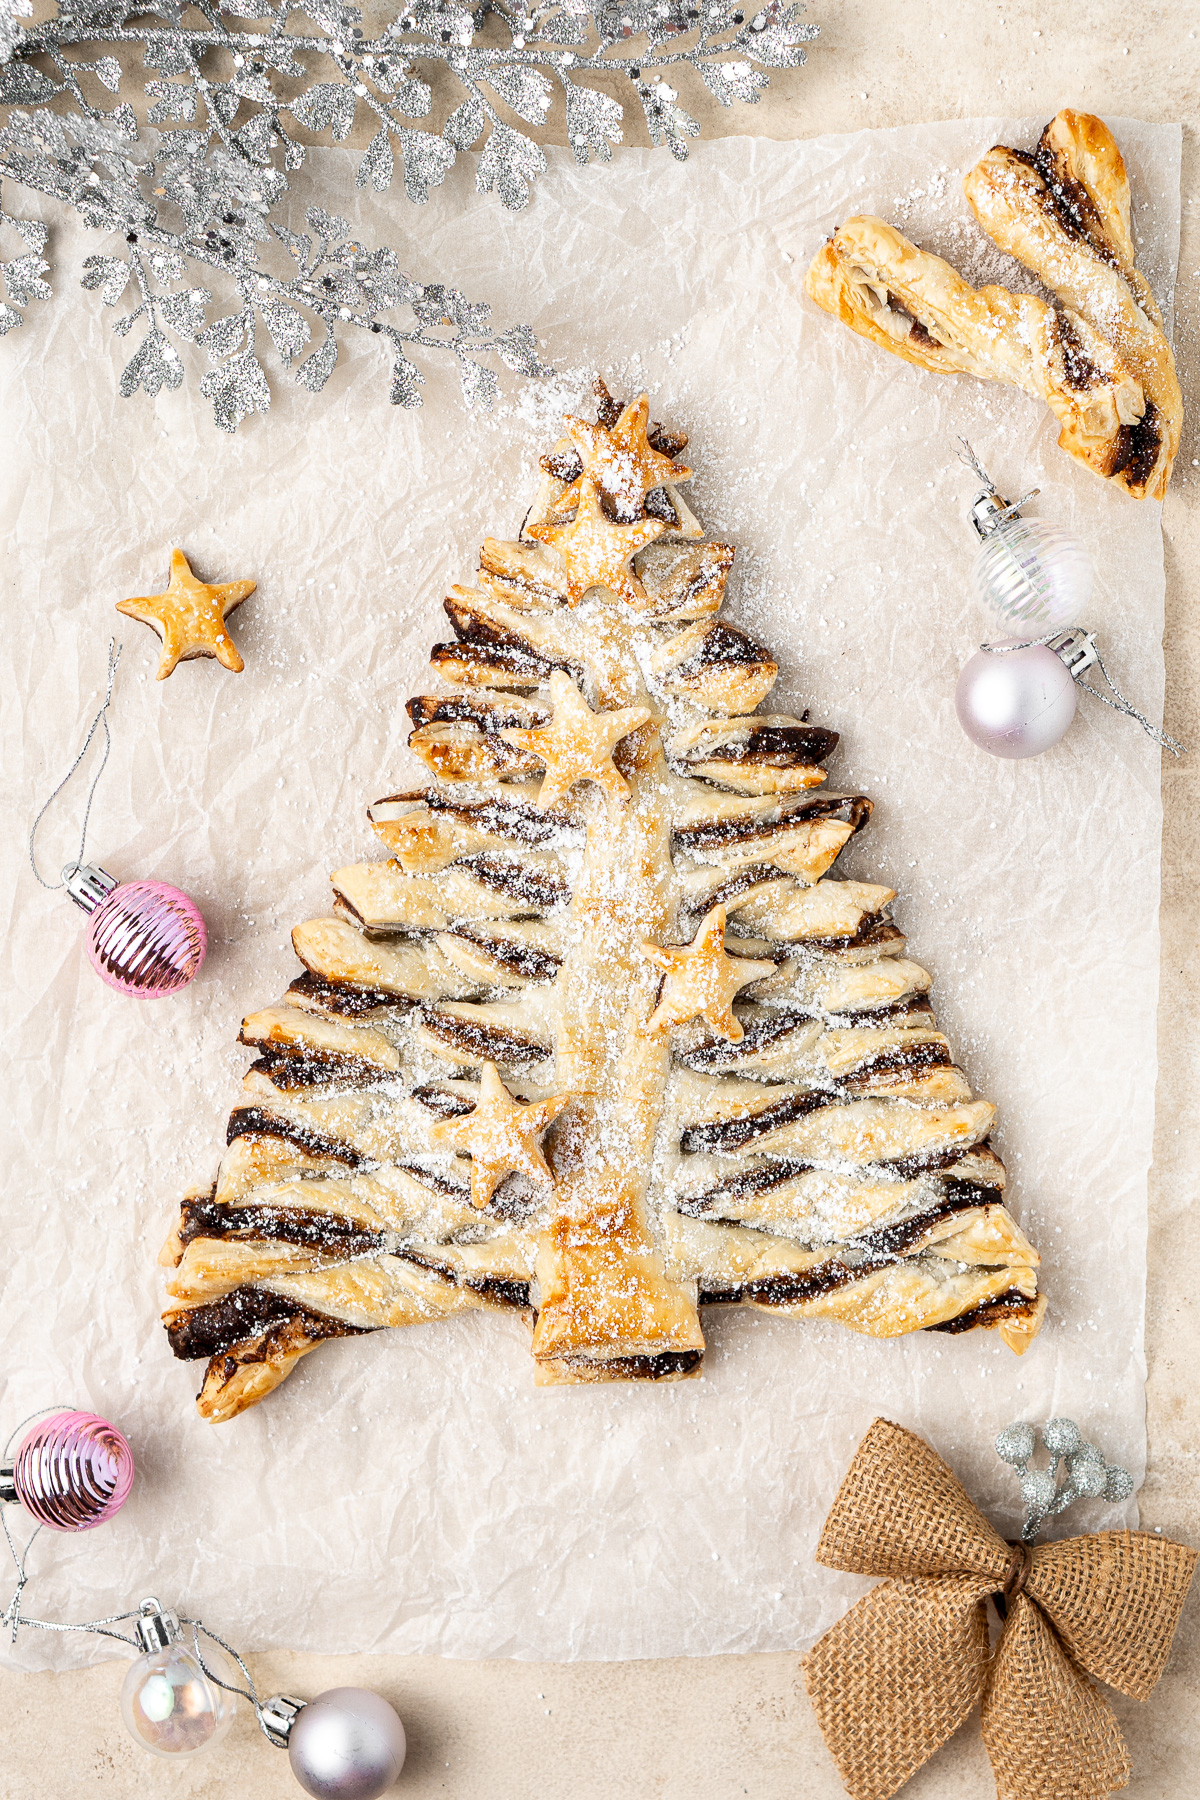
<box><xmin>10</xmin><ymin>1411</ymin><xmax>135</xmax><ymax>1531</ymax></box>
<box><xmin>85</xmin><ymin>880</ymin><xmax>207</xmax><ymax>998</ymax></box>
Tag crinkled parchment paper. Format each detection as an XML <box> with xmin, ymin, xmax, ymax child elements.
<box><xmin>0</xmin><ymin>118</ymin><xmax>1179</xmax><ymax>1667</ymax></box>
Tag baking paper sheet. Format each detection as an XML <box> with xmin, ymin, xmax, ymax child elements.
<box><xmin>0</xmin><ymin>117</ymin><xmax>1179</xmax><ymax>1667</ymax></box>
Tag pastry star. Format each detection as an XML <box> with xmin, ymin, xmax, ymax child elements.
<box><xmin>117</xmin><ymin>548</ymin><xmax>255</xmax><ymax>680</ymax></box>
<box><xmin>502</xmin><ymin>671</ymin><xmax>656</xmax><ymax>815</ymax></box>
<box><xmin>641</xmin><ymin>904</ymin><xmax>777</xmax><ymax>1042</ymax></box>
<box><xmin>432</xmin><ymin>1062</ymin><xmax>572</xmax><ymax>1210</ymax></box>
<box><xmin>559</xmin><ymin>392</ymin><xmax>692</xmax><ymax>520</ymax></box>
<box><xmin>527</xmin><ymin>476</ymin><xmax>666</xmax><ymax>609</ymax></box>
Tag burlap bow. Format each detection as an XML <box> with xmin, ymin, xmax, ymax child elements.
<box><xmin>802</xmin><ymin>1419</ymin><xmax>1196</xmax><ymax>1800</ymax></box>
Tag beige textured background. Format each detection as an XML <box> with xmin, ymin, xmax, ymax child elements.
<box><xmin>5</xmin><ymin>2</ymin><xmax>1200</xmax><ymax>1794</ymax></box>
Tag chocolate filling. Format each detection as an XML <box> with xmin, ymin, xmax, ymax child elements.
<box><xmin>781</xmin><ymin>916</ymin><xmax>903</xmax><ymax>955</ymax></box>
<box><xmin>678</xmin><ymin>1164</ymin><xmax>999</xmax><ymax>1220</ymax></box>
<box><xmin>225</xmin><ymin>1107</ymin><xmax>363</xmax><ymax>1164</ymax></box>
<box><xmin>540</xmin><ymin>448</ymin><xmax>583</xmax><ymax>482</ymax></box>
<box><xmin>885</xmin><ymin>290</ymin><xmax>939</xmax><ymax>349</ymax></box>
<box><xmin>927</xmin><ymin>1289</ymin><xmax>1036</xmax><ymax>1334</ymax></box>
<box><xmin>675</xmin><ymin>1162</ymin><xmax>810</xmax><ymax>1215</ymax></box>
<box><xmin>167</xmin><ymin>1287</ymin><xmax>371</xmax><ymax>1362</ymax></box>
<box><xmin>180</xmin><ymin>1194</ymin><xmax>386</xmax><ymax>1257</ymax></box>
<box><xmin>701</xmin><ymin>1255</ymin><xmax>894</xmax><ymax>1307</ymax></box>
<box><xmin>675</xmin><ymin>1007</ymin><xmax>815</xmax><ymax>1071</ymax></box>
<box><xmin>412</xmin><ymin>1083</ymin><xmax>476</xmax><ymax>1117</ymax></box>
<box><xmin>674</xmin><ymin>620</ymin><xmax>775</xmax><ymax>672</ymax></box>
<box><xmin>827</xmin><ymin>995</ymin><xmax>936</xmax><ymax>1027</ymax></box>
<box><xmin>680</xmin><ymin>1092</ymin><xmax>828</xmax><ymax>1154</ymax></box>
<box><xmin>246</xmin><ymin>1050</ymin><xmax>395</xmax><ymax>1092</ymax></box>
<box><xmin>839</xmin><ymin>1041</ymin><xmax>955</xmax><ymax>1089</ymax></box>
<box><xmin>397</xmin><ymin>1249</ymin><xmax>531</xmax><ymax>1309</ymax></box>
<box><xmin>442</xmin><ymin>594</ymin><xmax>556</xmax><ymax>659</ymax></box>
<box><xmin>699</xmin><ymin>1186</ymin><xmax>1008</xmax><ymax>1308</ymax></box>
<box><xmin>673</xmin><ymin>792</ymin><xmax>871</xmax><ymax>854</ymax></box>
<box><xmin>683</xmin><ymin>723</ymin><xmax>839</xmax><ymax>768</ymax></box>
<box><xmin>553</xmin><ymin>1349</ymin><xmax>703</xmax><ymax>1380</ymax></box>
<box><xmin>639</xmin><ymin>544</ymin><xmax>734</xmax><ymax>612</ymax></box>
<box><xmin>644</xmin><ymin>487</ymin><xmax>680</xmax><ymax>526</ymax></box>
<box><xmin>406</xmin><ymin>694</ymin><xmax>549</xmax><ymax>732</ymax></box>
<box><xmin>394</xmin><ymin>1157</ymin><xmax>473</xmax><ymax>1206</ymax></box>
<box><xmin>1030</xmin><ymin>134</ymin><xmax>1121</xmax><ymax>269</ymax></box>
<box><xmin>878</xmin><ymin>1141</ymin><xmax>989</xmax><ymax>1179</ymax></box>
<box><xmin>720</xmin><ymin>914</ymin><xmax>901</xmax><ymax>957</ymax></box>
<box><xmin>455</xmin><ymin>852</ymin><xmax>570</xmax><ymax>911</ymax></box>
<box><xmin>418</xmin><ymin>1009</ymin><xmax>551</xmax><ymax>1065</ymax></box>
<box><xmin>429</xmin><ymin>641</ymin><xmax>570</xmax><ymax>683</ymax></box>
<box><xmin>1053</xmin><ymin>311</ymin><xmax>1105</xmax><ymax>392</ymax></box>
<box><xmin>429</xmin><ymin>794</ymin><xmax>580</xmax><ymax>849</ymax></box>
<box><xmin>676</xmin><ymin>1016</ymin><xmax>948</xmax><ymax>1081</ymax></box>
<box><xmin>286</xmin><ymin>972</ymin><xmax>415</xmax><ymax>1018</ymax></box>
<box><xmin>1111</xmin><ymin>399</ymin><xmax>1161</xmax><ymax>488</ymax></box>
<box><xmin>852</xmin><ymin>1187</ymin><xmax>995</xmax><ymax>1257</ymax></box>
<box><xmin>445</xmin><ymin>925</ymin><xmax>561</xmax><ymax>982</ymax></box>
<box><xmin>684</xmin><ymin>863</ymin><xmax>798</xmax><ymax>918</ymax></box>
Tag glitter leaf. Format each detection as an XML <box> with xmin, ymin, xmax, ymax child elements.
<box><xmin>0</xmin><ymin>0</ymin><xmax>814</xmax><ymax>424</ymax></box>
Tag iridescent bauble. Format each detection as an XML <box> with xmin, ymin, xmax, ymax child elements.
<box><xmin>287</xmin><ymin>1689</ymin><xmax>407</xmax><ymax>1800</ymax></box>
<box><xmin>971</xmin><ymin>515</ymin><xmax>1093</xmax><ymax>631</ymax></box>
<box><xmin>955</xmin><ymin>642</ymin><xmax>1078</xmax><ymax>759</ymax></box>
<box><xmin>119</xmin><ymin>1639</ymin><xmax>235</xmax><ymax>1759</ymax></box>
<box><xmin>8</xmin><ymin>1410</ymin><xmax>134</xmax><ymax>1531</ymax></box>
<box><xmin>86</xmin><ymin>880</ymin><xmax>207</xmax><ymax>997</ymax></box>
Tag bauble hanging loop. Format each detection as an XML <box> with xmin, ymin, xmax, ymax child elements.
<box><xmin>28</xmin><ymin>643</ymin><xmax>208</xmax><ymax>996</ymax></box>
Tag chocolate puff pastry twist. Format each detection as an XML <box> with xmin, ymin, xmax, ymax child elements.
<box><xmin>806</xmin><ymin>111</ymin><xmax>1181</xmax><ymax>499</ymax></box>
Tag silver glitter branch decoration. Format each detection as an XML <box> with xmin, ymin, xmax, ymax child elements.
<box><xmin>0</xmin><ymin>0</ymin><xmax>814</xmax><ymax>428</ymax></box>
<box><xmin>996</xmin><ymin>1418</ymin><xmax>1135</xmax><ymax>1543</ymax></box>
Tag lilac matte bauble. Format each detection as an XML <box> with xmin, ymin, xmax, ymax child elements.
<box><xmin>9</xmin><ymin>1411</ymin><xmax>134</xmax><ymax>1530</ymax></box>
<box><xmin>955</xmin><ymin>642</ymin><xmax>1077</xmax><ymax>759</ymax></box>
<box><xmin>86</xmin><ymin>880</ymin><xmax>207</xmax><ymax>997</ymax></box>
<box><xmin>288</xmin><ymin>1689</ymin><xmax>407</xmax><ymax>1800</ymax></box>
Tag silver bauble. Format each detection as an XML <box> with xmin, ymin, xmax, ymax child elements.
<box><xmin>287</xmin><ymin>1687</ymin><xmax>407</xmax><ymax>1800</ymax></box>
<box><xmin>955</xmin><ymin>641</ymin><xmax>1077</xmax><ymax>759</ymax></box>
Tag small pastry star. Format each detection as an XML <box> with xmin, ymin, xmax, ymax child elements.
<box><xmin>558</xmin><ymin>392</ymin><xmax>692</xmax><ymax>521</ymax></box>
<box><xmin>432</xmin><ymin>1062</ymin><xmax>572</xmax><ymax>1210</ymax></box>
<box><xmin>641</xmin><ymin>905</ymin><xmax>777</xmax><ymax>1042</ymax></box>
<box><xmin>501</xmin><ymin>671</ymin><xmax>656</xmax><ymax>815</ymax></box>
<box><xmin>527</xmin><ymin>476</ymin><xmax>666</xmax><ymax>609</ymax></box>
<box><xmin>116</xmin><ymin>548</ymin><xmax>255</xmax><ymax>680</ymax></box>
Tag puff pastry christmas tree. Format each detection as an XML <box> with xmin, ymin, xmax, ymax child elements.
<box><xmin>160</xmin><ymin>383</ymin><xmax>1046</xmax><ymax>1422</ymax></box>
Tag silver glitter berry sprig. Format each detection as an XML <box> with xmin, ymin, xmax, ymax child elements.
<box><xmin>0</xmin><ymin>0</ymin><xmax>815</xmax><ymax>429</ymax></box>
<box><xmin>996</xmin><ymin>1418</ymin><xmax>1135</xmax><ymax>1543</ymax></box>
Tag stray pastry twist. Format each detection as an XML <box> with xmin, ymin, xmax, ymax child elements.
<box><xmin>805</xmin><ymin>111</ymin><xmax>1181</xmax><ymax>499</ymax></box>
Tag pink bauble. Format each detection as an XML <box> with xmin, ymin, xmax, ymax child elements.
<box><xmin>86</xmin><ymin>881</ymin><xmax>206</xmax><ymax>998</ymax></box>
<box><xmin>10</xmin><ymin>1411</ymin><xmax>134</xmax><ymax>1531</ymax></box>
<box><xmin>955</xmin><ymin>642</ymin><xmax>1077</xmax><ymax>760</ymax></box>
